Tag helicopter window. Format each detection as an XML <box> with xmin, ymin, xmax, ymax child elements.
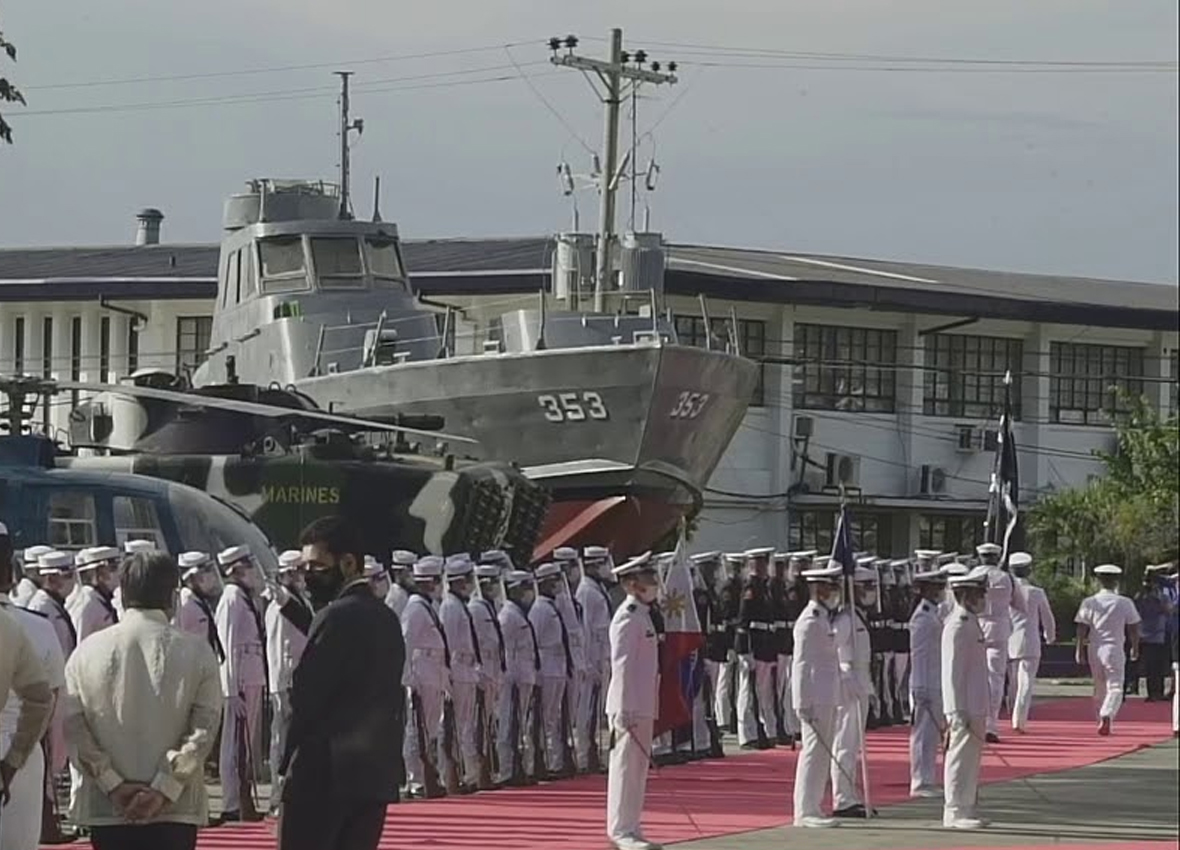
<box><xmin>260</xmin><ymin>237</ymin><xmax>309</xmax><ymax>293</ymax></box>
<box><xmin>113</xmin><ymin>496</ymin><xmax>168</xmax><ymax>552</ymax></box>
<box><xmin>366</xmin><ymin>237</ymin><xmax>403</xmax><ymax>281</ymax></box>
<box><xmin>47</xmin><ymin>491</ymin><xmax>97</xmax><ymax>550</ymax></box>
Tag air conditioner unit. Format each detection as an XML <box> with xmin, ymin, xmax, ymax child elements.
<box><xmin>920</xmin><ymin>463</ymin><xmax>948</xmax><ymax>495</ymax></box>
<box><xmin>825</xmin><ymin>452</ymin><xmax>861</xmax><ymax>489</ymax></box>
<box><xmin>793</xmin><ymin>415</ymin><xmax>814</xmax><ymax>439</ymax></box>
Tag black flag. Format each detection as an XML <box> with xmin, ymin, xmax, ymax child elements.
<box><xmin>986</xmin><ymin>371</ymin><xmax>1019</xmax><ymax>563</ymax></box>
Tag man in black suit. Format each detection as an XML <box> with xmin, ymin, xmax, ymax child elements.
<box><xmin>277</xmin><ymin>516</ymin><xmax>406</xmax><ymax>850</ymax></box>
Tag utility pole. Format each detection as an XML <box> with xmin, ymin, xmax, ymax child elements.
<box><xmin>335</xmin><ymin>71</ymin><xmax>364</xmax><ymax>220</ymax></box>
<box><xmin>549</xmin><ymin>30</ymin><xmax>676</xmax><ymax>312</ymax></box>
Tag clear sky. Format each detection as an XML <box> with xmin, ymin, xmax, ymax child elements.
<box><xmin>1</xmin><ymin>0</ymin><xmax>1176</xmax><ymax>283</ymax></box>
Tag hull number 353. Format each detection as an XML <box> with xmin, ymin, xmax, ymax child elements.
<box><xmin>670</xmin><ymin>391</ymin><xmax>710</xmax><ymax>419</ymax></box>
<box><xmin>538</xmin><ymin>391</ymin><xmax>609</xmax><ymax>422</ymax></box>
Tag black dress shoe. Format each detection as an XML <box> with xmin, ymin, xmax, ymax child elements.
<box><xmin>833</xmin><ymin>804</ymin><xmax>867</xmax><ymax>819</ymax></box>
<box><xmin>776</xmin><ymin>734</ymin><xmax>794</xmax><ymax>746</ymax></box>
<box><xmin>985</xmin><ymin>732</ymin><xmax>1001</xmax><ymax>744</ymax></box>
<box><xmin>739</xmin><ymin>741</ymin><xmax>761</xmax><ymax>751</ymax></box>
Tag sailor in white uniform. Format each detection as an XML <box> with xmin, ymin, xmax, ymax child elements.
<box><xmin>553</xmin><ymin>547</ymin><xmax>590</xmax><ymax>772</ymax></box>
<box><xmin>577</xmin><ymin>546</ymin><xmax>614</xmax><ymax>772</ymax></box>
<box><xmin>263</xmin><ymin>550</ymin><xmax>313</xmax><ymax>813</ymax></box>
<box><xmin>67</xmin><ymin>546</ymin><xmax>121</xmax><ymax>643</ymax></box>
<box><xmin>175</xmin><ymin>551</ymin><xmax>225</xmax><ymax>663</ymax></box>
<box><xmin>942</xmin><ymin>566</ymin><xmax>991</xmax><ymax>830</ymax></box>
<box><xmin>1074</xmin><ymin>564</ymin><xmax>1141</xmax><ymax>736</ymax></box>
<box><xmin>440</xmin><ymin>555</ymin><xmax>482</xmax><ymax>790</ymax></box>
<box><xmin>909</xmin><ymin>566</ymin><xmax>948</xmax><ymax>798</ymax></box>
<box><xmin>471</xmin><ymin>561</ymin><xmax>506</xmax><ymax>789</ymax></box>
<box><xmin>10</xmin><ymin>545</ymin><xmax>51</xmax><ymax>608</ymax></box>
<box><xmin>385</xmin><ymin>549</ymin><xmax>416</xmax><ymax>617</ymax></box>
<box><xmin>831</xmin><ymin>565</ymin><xmax>876</xmax><ymax>819</ymax></box>
<box><xmin>974</xmin><ymin>542</ymin><xmax>1025</xmax><ymax>742</ymax></box>
<box><xmin>214</xmin><ymin>544</ymin><xmax>268</xmax><ymax>821</ymax></box>
<box><xmin>605</xmin><ymin>553</ymin><xmax>662</xmax><ymax>850</ymax></box>
<box><xmin>363</xmin><ymin>555</ymin><xmax>391</xmax><ymax>599</ymax></box>
<box><xmin>26</xmin><ymin>551</ymin><xmax>77</xmax><ymax>660</ymax></box>
<box><xmin>1006</xmin><ymin>552</ymin><xmax>1055</xmax><ymax>733</ymax></box>
<box><xmin>497</xmin><ymin>569</ymin><xmax>540</xmax><ymax>785</ymax></box>
<box><xmin>529</xmin><ymin>562</ymin><xmax>573</xmax><ymax>777</ymax></box>
<box><xmin>402</xmin><ymin>556</ymin><xmax>450</xmax><ymax>798</ymax></box>
<box><xmin>791</xmin><ymin>562</ymin><xmax>844</xmax><ymax>829</ymax></box>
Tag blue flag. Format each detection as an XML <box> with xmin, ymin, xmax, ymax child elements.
<box><xmin>830</xmin><ymin>504</ymin><xmax>857</xmax><ymax>577</ymax></box>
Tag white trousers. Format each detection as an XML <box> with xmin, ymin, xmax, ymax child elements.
<box><xmin>984</xmin><ymin>645</ymin><xmax>1007</xmax><ymax>734</ymax></box>
<box><xmin>441</xmin><ymin>680</ymin><xmax>479</xmax><ymax>785</ymax></box>
<box><xmin>606</xmin><ymin>716</ymin><xmax>652</xmax><ymax>843</ymax></box>
<box><xmin>1008</xmin><ymin>656</ymin><xmax>1039</xmax><ymax>731</ymax></box>
<box><xmin>909</xmin><ymin>691</ymin><xmax>943</xmax><ymax>793</ymax></box>
<box><xmin>943</xmin><ymin>713</ymin><xmax>984</xmax><ymax>822</ymax></box>
<box><xmin>576</xmin><ymin>671</ymin><xmax>605</xmax><ymax>769</ymax></box>
<box><xmin>540</xmin><ymin>675</ymin><xmax>567</xmax><ymax>772</ymax></box>
<box><xmin>777</xmin><ymin>654</ymin><xmax>797</xmax><ymax>736</ymax></box>
<box><xmin>691</xmin><ymin>674</ymin><xmax>711</xmax><ymax>752</ymax></box>
<box><xmin>714</xmin><ymin>658</ymin><xmax>736</xmax><ymax>727</ymax></box>
<box><xmin>219</xmin><ymin>684</ymin><xmax>264</xmax><ymax>811</ymax></box>
<box><xmin>1089</xmin><ymin>644</ymin><xmax>1125</xmax><ymax>721</ymax></box>
<box><xmin>404</xmin><ymin>683</ymin><xmax>445</xmax><ymax>789</ymax></box>
<box><xmin>496</xmin><ymin>679</ymin><xmax>536</xmax><ymax>781</ymax></box>
<box><xmin>268</xmin><ymin>690</ymin><xmax>293</xmax><ymax>809</ymax></box>
<box><xmin>737</xmin><ymin>659</ymin><xmax>776</xmax><ymax>745</ymax></box>
<box><xmin>0</xmin><ymin>736</ymin><xmax>44</xmax><ymax>850</ymax></box>
<box><xmin>831</xmin><ymin>691</ymin><xmax>869</xmax><ymax>811</ymax></box>
<box><xmin>793</xmin><ymin>705</ymin><xmax>836</xmax><ymax>823</ymax></box>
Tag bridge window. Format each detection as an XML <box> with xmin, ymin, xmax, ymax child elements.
<box><xmin>312</xmin><ymin>237</ymin><xmax>365</xmax><ymax>289</ymax></box>
<box><xmin>48</xmin><ymin>491</ymin><xmax>97</xmax><ymax>549</ymax></box>
<box><xmin>259</xmin><ymin>236</ymin><xmax>309</xmax><ymax>293</ymax></box>
<box><xmin>366</xmin><ymin>236</ymin><xmax>404</xmax><ymax>281</ymax></box>
<box><xmin>114</xmin><ymin>495</ymin><xmax>167</xmax><ymax>552</ymax></box>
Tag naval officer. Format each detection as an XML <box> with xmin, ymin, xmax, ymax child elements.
<box><xmin>67</xmin><ymin>546</ymin><xmax>121</xmax><ymax>642</ymax></box>
<box><xmin>831</xmin><ymin>564</ymin><xmax>875</xmax><ymax>819</ymax></box>
<box><xmin>909</xmin><ymin>565</ymin><xmax>948</xmax><ymax>798</ymax></box>
<box><xmin>942</xmin><ymin>566</ymin><xmax>990</xmax><ymax>830</ymax></box>
<box><xmin>1007</xmin><ymin>552</ymin><xmax>1055</xmax><ymax>733</ymax></box>
<box><xmin>1074</xmin><ymin>564</ymin><xmax>1141</xmax><ymax>736</ymax></box>
<box><xmin>604</xmin><ymin>552</ymin><xmax>662</xmax><ymax>850</ymax></box>
<box><xmin>791</xmin><ymin>561</ymin><xmax>843</xmax><ymax>829</ymax></box>
<box><xmin>974</xmin><ymin>542</ymin><xmax>1024</xmax><ymax>743</ymax></box>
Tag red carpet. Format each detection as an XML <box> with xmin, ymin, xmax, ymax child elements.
<box><xmin>46</xmin><ymin>696</ymin><xmax>1174</xmax><ymax>849</ymax></box>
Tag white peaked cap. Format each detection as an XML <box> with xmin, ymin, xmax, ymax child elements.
<box><xmin>941</xmin><ymin>562</ymin><xmax>970</xmax><ymax>577</ymax></box>
<box><xmin>690</xmin><ymin>551</ymin><xmax>721</xmax><ymax>563</ymax></box>
<box><xmin>504</xmin><ymin>570</ymin><xmax>534</xmax><ymax>587</ymax></box>
<box><xmin>787</xmin><ymin>550</ymin><xmax>818</xmax><ymax>561</ymax></box>
<box><xmin>722</xmin><ymin>552</ymin><xmax>744</xmax><ymax>563</ymax></box>
<box><xmin>1146</xmin><ymin>562</ymin><xmax>1175</xmax><ymax>573</ymax></box>
<box><xmin>853</xmin><ymin>566</ymin><xmax>877</xmax><ymax>583</ymax></box>
<box><xmin>474</xmin><ymin>564</ymin><xmax>501</xmax><ymax>579</ymax></box>
<box><xmin>37</xmin><ymin>551</ymin><xmax>75</xmax><ymax>574</ymax></box>
<box><xmin>445</xmin><ymin>558</ymin><xmax>474</xmax><ymax>579</ymax></box>
<box><xmin>480</xmin><ymin>549</ymin><xmax>513</xmax><ymax>566</ymax></box>
<box><xmin>277</xmin><ymin>550</ymin><xmax>303</xmax><ymax>572</ymax></box>
<box><xmin>534</xmin><ymin>562</ymin><xmax>562</xmax><ymax>580</ymax></box>
<box><xmin>914</xmin><ymin>549</ymin><xmax>942</xmax><ymax>560</ymax></box>
<box><xmin>552</xmin><ymin>547</ymin><xmax>579</xmax><ymax>562</ymax></box>
<box><xmin>802</xmin><ymin>563</ymin><xmax>843</xmax><ymax>583</ymax></box>
<box><xmin>937</xmin><ymin>552</ymin><xmax>960</xmax><ymax>565</ymax></box>
<box><xmin>950</xmin><ymin>565</ymin><xmax>990</xmax><ymax>587</ymax></box>
<box><xmin>412</xmin><ymin>556</ymin><xmax>444</xmax><ymax>579</ymax></box>
<box><xmin>124</xmin><ymin>540</ymin><xmax>156</xmax><ymax>555</ymax></box>
<box><xmin>362</xmin><ymin>557</ymin><xmax>385</xmax><ymax>579</ymax></box>
<box><xmin>178</xmin><ymin>550</ymin><xmax>211</xmax><ymax>570</ymax></box>
<box><xmin>583</xmin><ymin>546</ymin><xmax>611</xmax><ymax>561</ymax></box>
<box><xmin>1094</xmin><ymin>564</ymin><xmax>1122</xmax><ymax>576</ymax></box>
<box><xmin>23</xmin><ymin>545</ymin><xmax>53</xmax><ymax>562</ymax></box>
<box><xmin>390</xmin><ymin>550</ymin><xmax>418</xmax><ymax>568</ymax></box>
<box><xmin>913</xmin><ymin>568</ymin><xmax>948</xmax><ymax>584</ymax></box>
<box><xmin>1008</xmin><ymin>552</ymin><xmax>1033</xmax><ymax>569</ymax></box>
<box><xmin>855</xmin><ymin>554</ymin><xmax>876</xmax><ymax>566</ymax></box>
<box><xmin>743</xmin><ymin>546</ymin><xmax>774</xmax><ymax>558</ymax></box>
<box><xmin>217</xmin><ymin>545</ymin><xmax>251</xmax><ymax>567</ymax></box>
<box><xmin>75</xmin><ymin>546</ymin><xmax>120</xmax><ymax>571</ymax></box>
<box><xmin>613</xmin><ymin>552</ymin><xmax>656</xmax><ymax>578</ymax></box>
<box><xmin>976</xmin><ymin>542</ymin><xmax>1002</xmax><ymax>556</ymax></box>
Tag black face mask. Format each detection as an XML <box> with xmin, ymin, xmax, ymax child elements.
<box><xmin>306</xmin><ymin>565</ymin><xmax>345</xmax><ymax>609</ymax></box>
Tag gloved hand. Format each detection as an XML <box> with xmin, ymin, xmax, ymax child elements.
<box><xmin>727</xmin><ymin>649</ymin><xmax>738</xmax><ymax>664</ymax></box>
<box><xmin>740</xmin><ymin>654</ymin><xmax>754</xmax><ymax>673</ymax></box>
<box><xmin>1075</xmin><ymin>647</ymin><xmax>1086</xmax><ymax>666</ymax></box>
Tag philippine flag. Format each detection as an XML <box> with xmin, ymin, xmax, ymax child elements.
<box><xmin>653</xmin><ymin>525</ymin><xmax>706</xmax><ymax>738</ymax></box>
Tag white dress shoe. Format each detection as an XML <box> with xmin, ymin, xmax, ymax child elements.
<box><xmin>795</xmin><ymin>816</ymin><xmax>839</xmax><ymax>828</ymax></box>
<box><xmin>611</xmin><ymin>836</ymin><xmax>663</xmax><ymax>850</ymax></box>
<box><xmin>910</xmin><ymin>785</ymin><xmax>943</xmax><ymax>798</ymax></box>
<box><xmin>943</xmin><ymin>816</ymin><xmax>986</xmax><ymax>830</ymax></box>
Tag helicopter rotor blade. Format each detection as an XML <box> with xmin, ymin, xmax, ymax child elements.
<box><xmin>55</xmin><ymin>380</ymin><xmax>479</xmax><ymax>445</ymax></box>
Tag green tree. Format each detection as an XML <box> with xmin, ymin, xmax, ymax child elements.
<box><xmin>1030</xmin><ymin>397</ymin><xmax>1179</xmax><ymax>637</ymax></box>
<box><xmin>1</xmin><ymin>27</ymin><xmax>23</xmax><ymax>144</ymax></box>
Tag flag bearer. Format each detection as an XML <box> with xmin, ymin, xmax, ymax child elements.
<box><xmin>1074</xmin><ymin>564</ymin><xmax>1141</xmax><ymax>736</ymax></box>
<box><xmin>975</xmin><ymin>541</ymin><xmax>1024</xmax><ymax>743</ymax></box>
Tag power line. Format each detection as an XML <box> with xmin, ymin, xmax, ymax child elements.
<box><xmin>503</xmin><ymin>45</ymin><xmax>595</xmax><ymax>155</ymax></box>
<box><xmin>675</xmin><ymin>59</ymin><xmax>1177</xmax><ymax>75</ymax></box>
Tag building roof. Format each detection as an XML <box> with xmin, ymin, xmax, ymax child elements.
<box><xmin>0</xmin><ymin>237</ymin><xmax>1174</xmax><ymax>329</ymax></box>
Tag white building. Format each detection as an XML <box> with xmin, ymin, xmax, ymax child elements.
<box><xmin>1</xmin><ymin>211</ymin><xmax>1176</xmax><ymax>556</ymax></box>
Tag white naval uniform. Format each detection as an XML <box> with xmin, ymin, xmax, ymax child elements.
<box><xmin>440</xmin><ymin>592</ymin><xmax>482</xmax><ymax>785</ymax></box>
<box><xmin>9</xmin><ymin>577</ymin><xmax>38</xmax><ymax>609</ymax></box>
<box><xmin>942</xmin><ymin>602</ymin><xmax>989</xmax><ymax>825</ymax></box>
<box><xmin>25</xmin><ymin>589</ymin><xmax>75</xmax><ymax>777</ymax></box>
<box><xmin>469</xmin><ymin>594</ymin><xmax>505</xmax><ymax>780</ymax></box>
<box><xmin>576</xmin><ymin>577</ymin><xmax>613</xmax><ymax>767</ymax></box>
<box><xmin>385</xmin><ymin>583</ymin><xmax>410</xmax><ymax>618</ymax></box>
<box><xmin>264</xmin><ymin>588</ymin><xmax>312</xmax><ymax>807</ymax></box>
<box><xmin>402</xmin><ymin>593</ymin><xmax>450</xmax><ymax>791</ymax></box>
<box><xmin>977</xmin><ymin>567</ymin><xmax>1024</xmax><ymax>735</ymax></box>
<box><xmin>605</xmin><ymin>595</ymin><xmax>659</xmax><ymax>847</ymax></box>
<box><xmin>1075</xmin><ymin>589</ymin><xmax>1141</xmax><ymax>724</ymax></box>
<box><xmin>908</xmin><ymin>598</ymin><xmax>944</xmax><ymax>794</ymax></box>
<box><xmin>831</xmin><ymin>606</ymin><xmax>872</xmax><ymax>811</ymax></box>
<box><xmin>791</xmin><ymin>600</ymin><xmax>840</xmax><ymax>824</ymax></box>
<box><xmin>67</xmin><ymin>585</ymin><xmax>118</xmax><ymax>644</ymax></box>
<box><xmin>556</xmin><ymin>588</ymin><xmax>588</xmax><ymax>769</ymax></box>
<box><xmin>497</xmin><ymin>599</ymin><xmax>539</xmax><ymax>781</ymax></box>
<box><xmin>1007</xmin><ymin>579</ymin><xmax>1055</xmax><ymax>731</ymax></box>
<box><xmin>0</xmin><ymin>599</ymin><xmax>65</xmax><ymax>850</ymax></box>
<box><xmin>529</xmin><ymin>594</ymin><xmax>570</xmax><ymax>773</ymax></box>
<box><xmin>215</xmin><ymin>581</ymin><xmax>267</xmax><ymax>810</ymax></box>
<box><xmin>175</xmin><ymin>587</ymin><xmax>223</xmax><ymax>660</ymax></box>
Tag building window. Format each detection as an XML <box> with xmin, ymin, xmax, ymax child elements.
<box><xmin>70</xmin><ymin>317</ymin><xmax>82</xmax><ymax>410</ymax></box>
<box><xmin>924</xmin><ymin>334</ymin><xmax>1022</xmax><ymax>419</ymax></box>
<box><xmin>128</xmin><ymin>322</ymin><xmax>139</xmax><ymax>374</ymax></box>
<box><xmin>1050</xmin><ymin>342</ymin><xmax>1144</xmax><ymax>425</ymax></box>
<box><xmin>176</xmin><ymin>316</ymin><xmax>214</xmax><ymax>375</ymax></box>
<box><xmin>793</xmin><ymin>324</ymin><xmax>897</xmax><ymax>413</ymax></box>
<box><xmin>918</xmin><ymin>514</ymin><xmax>986</xmax><ymax>554</ymax></box>
<box><xmin>13</xmin><ymin>317</ymin><xmax>24</xmax><ymax>374</ymax></box>
<box><xmin>1170</xmin><ymin>350</ymin><xmax>1178</xmax><ymax>414</ymax></box>
<box><xmin>100</xmin><ymin>317</ymin><xmax>111</xmax><ymax>383</ymax></box>
<box><xmin>48</xmin><ymin>491</ymin><xmax>97</xmax><ymax>549</ymax></box>
<box><xmin>788</xmin><ymin>510</ymin><xmax>891</xmax><ymax>555</ymax></box>
<box><xmin>674</xmin><ymin>315</ymin><xmax>767</xmax><ymax>406</ymax></box>
<box><xmin>42</xmin><ymin>317</ymin><xmax>52</xmax><ymax>430</ymax></box>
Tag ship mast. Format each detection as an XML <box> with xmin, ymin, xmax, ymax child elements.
<box><xmin>334</xmin><ymin>71</ymin><xmax>364</xmax><ymax>220</ymax></box>
<box><xmin>549</xmin><ymin>30</ymin><xmax>677</xmax><ymax>312</ymax></box>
